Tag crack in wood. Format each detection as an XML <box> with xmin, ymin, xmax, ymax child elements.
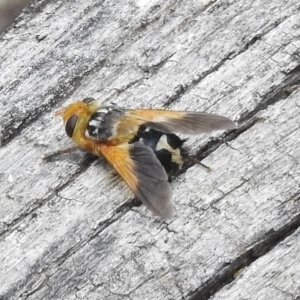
<box><xmin>163</xmin><ymin>51</ymin><xmax>235</xmax><ymax>107</ymax></box>
<box><xmin>0</xmin><ymin>58</ymin><xmax>107</xmax><ymax>148</ymax></box>
<box><xmin>178</xmin><ymin>66</ymin><xmax>300</xmax><ymax>173</ymax></box>
<box><xmin>187</xmin><ymin>207</ymin><xmax>300</xmax><ymax>300</ymax></box>
<box><xmin>1</xmin><ymin>205</ymin><xmax>129</xmax><ymax>300</ymax></box>
<box><xmin>0</xmin><ymin>154</ymin><xmax>96</xmax><ymax>238</ymax></box>
<box><xmin>163</xmin><ymin>13</ymin><xmax>298</xmax><ymax>108</ymax></box>
<box><xmin>239</xmin><ymin>66</ymin><xmax>300</xmax><ymax>123</ymax></box>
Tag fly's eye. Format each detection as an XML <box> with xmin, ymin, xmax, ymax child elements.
<box><xmin>82</xmin><ymin>98</ymin><xmax>95</xmax><ymax>104</ymax></box>
<box><xmin>65</xmin><ymin>115</ymin><xmax>78</xmax><ymax>138</ymax></box>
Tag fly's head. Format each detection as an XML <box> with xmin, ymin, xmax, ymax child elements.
<box><xmin>55</xmin><ymin>98</ymin><xmax>101</xmax><ymax>139</ymax></box>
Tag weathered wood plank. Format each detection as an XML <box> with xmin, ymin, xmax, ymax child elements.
<box><xmin>211</xmin><ymin>227</ymin><xmax>300</xmax><ymax>300</ymax></box>
<box><xmin>0</xmin><ymin>0</ymin><xmax>29</xmax><ymax>33</ymax></box>
<box><xmin>0</xmin><ymin>0</ymin><xmax>300</xmax><ymax>299</ymax></box>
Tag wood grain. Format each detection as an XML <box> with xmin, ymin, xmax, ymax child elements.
<box><xmin>0</xmin><ymin>0</ymin><xmax>300</xmax><ymax>299</ymax></box>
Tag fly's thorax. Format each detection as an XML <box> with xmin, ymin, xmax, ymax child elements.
<box><xmin>87</xmin><ymin>106</ymin><xmax>124</xmax><ymax>140</ymax></box>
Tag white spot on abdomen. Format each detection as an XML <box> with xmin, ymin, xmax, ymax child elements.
<box><xmin>155</xmin><ymin>135</ymin><xmax>183</xmax><ymax>166</ymax></box>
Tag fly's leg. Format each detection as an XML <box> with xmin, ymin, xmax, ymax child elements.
<box><xmin>43</xmin><ymin>146</ymin><xmax>80</xmax><ymax>162</ymax></box>
<box><xmin>184</xmin><ymin>155</ymin><xmax>212</xmax><ymax>173</ymax></box>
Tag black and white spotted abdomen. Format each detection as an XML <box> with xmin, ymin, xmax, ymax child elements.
<box><xmin>135</xmin><ymin>128</ymin><xmax>186</xmax><ymax>174</ymax></box>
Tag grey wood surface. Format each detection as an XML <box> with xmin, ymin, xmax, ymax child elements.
<box><xmin>0</xmin><ymin>0</ymin><xmax>29</xmax><ymax>33</ymax></box>
<box><xmin>0</xmin><ymin>0</ymin><xmax>300</xmax><ymax>299</ymax></box>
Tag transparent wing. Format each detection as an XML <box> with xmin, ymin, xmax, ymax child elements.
<box><xmin>99</xmin><ymin>141</ymin><xmax>174</xmax><ymax>219</ymax></box>
<box><xmin>123</xmin><ymin>109</ymin><xmax>236</xmax><ymax>135</ymax></box>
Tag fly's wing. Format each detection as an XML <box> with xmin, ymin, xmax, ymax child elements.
<box><xmin>99</xmin><ymin>141</ymin><xmax>174</xmax><ymax>219</ymax></box>
<box><xmin>123</xmin><ymin>109</ymin><xmax>236</xmax><ymax>135</ymax></box>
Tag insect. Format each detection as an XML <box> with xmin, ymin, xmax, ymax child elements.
<box><xmin>45</xmin><ymin>98</ymin><xmax>236</xmax><ymax>219</ymax></box>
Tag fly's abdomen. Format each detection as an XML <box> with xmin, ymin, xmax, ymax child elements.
<box><xmin>134</xmin><ymin>128</ymin><xmax>186</xmax><ymax>174</ymax></box>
